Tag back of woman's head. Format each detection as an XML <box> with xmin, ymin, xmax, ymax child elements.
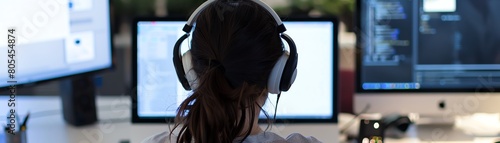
<box><xmin>173</xmin><ymin>0</ymin><xmax>284</xmax><ymax>142</ymax></box>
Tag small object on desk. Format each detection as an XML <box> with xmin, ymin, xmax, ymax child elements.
<box><xmin>20</xmin><ymin>112</ymin><xmax>29</xmax><ymax>131</ymax></box>
<box><xmin>4</xmin><ymin>129</ymin><xmax>27</xmax><ymax>143</ymax></box>
<box><xmin>358</xmin><ymin>119</ymin><xmax>384</xmax><ymax>143</ymax></box>
<box><xmin>119</xmin><ymin>140</ymin><xmax>130</xmax><ymax>143</ymax></box>
<box><xmin>4</xmin><ymin>113</ymin><xmax>29</xmax><ymax>143</ymax></box>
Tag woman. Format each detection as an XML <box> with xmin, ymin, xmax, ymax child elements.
<box><xmin>143</xmin><ymin>0</ymin><xmax>320</xmax><ymax>142</ymax></box>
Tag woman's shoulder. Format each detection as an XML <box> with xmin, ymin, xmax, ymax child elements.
<box><xmin>141</xmin><ymin>131</ymin><xmax>176</xmax><ymax>143</ymax></box>
<box><xmin>284</xmin><ymin>133</ymin><xmax>322</xmax><ymax>143</ymax></box>
<box><xmin>142</xmin><ymin>131</ymin><xmax>321</xmax><ymax>143</ymax></box>
<box><xmin>240</xmin><ymin>132</ymin><xmax>322</xmax><ymax>143</ymax></box>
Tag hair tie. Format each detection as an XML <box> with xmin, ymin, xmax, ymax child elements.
<box><xmin>209</xmin><ymin>60</ymin><xmax>225</xmax><ymax>72</ymax></box>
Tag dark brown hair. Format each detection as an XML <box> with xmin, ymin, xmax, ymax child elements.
<box><xmin>171</xmin><ymin>0</ymin><xmax>284</xmax><ymax>142</ymax></box>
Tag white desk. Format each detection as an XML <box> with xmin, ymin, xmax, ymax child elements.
<box><xmin>382</xmin><ymin>125</ymin><xmax>500</xmax><ymax>143</ymax></box>
<box><xmin>0</xmin><ymin>96</ymin><xmax>132</xmax><ymax>143</ymax></box>
<box><xmin>361</xmin><ymin>116</ymin><xmax>500</xmax><ymax>143</ymax></box>
<box><xmin>0</xmin><ymin>96</ymin><xmax>338</xmax><ymax>143</ymax></box>
<box><xmin>2</xmin><ymin>96</ymin><xmax>498</xmax><ymax>143</ymax></box>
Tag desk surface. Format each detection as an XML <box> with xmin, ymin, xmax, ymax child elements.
<box><xmin>0</xmin><ymin>96</ymin><xmax>498</xmax><ymax>143</ymax></box>
<box><xmin>0</xmin><ymin>96</ymin><xmax>132</xmax><ymax>143</ymax></box>
<box><xmin>0</xmin><ymin>96</ymin><xmax>338</xmax><ymax>143</ymax></box>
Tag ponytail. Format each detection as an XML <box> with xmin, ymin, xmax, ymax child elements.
<box><xmin>173</xmin><ymin>65</ymin><xmax>264</xmax><ymax>143</ymax></box>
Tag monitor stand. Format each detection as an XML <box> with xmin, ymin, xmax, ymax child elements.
<box><xmin>412</xmin><ymin>113</ymin><xmax>500</xmax><ymax>141</ymax></box>
<box><xmin>415</xmin><ymin>124</ymin><xmax>474</xmax><ymax>142</ymax></box>
<box><xmin>59</xmin><ymin>74</ymin><xmax>98</xmax><ymax>126</ymax></box>
<box><xmin>415</xmin><ymin>114</ymin><xmax>456</xmax><ymax>126</ymax></box>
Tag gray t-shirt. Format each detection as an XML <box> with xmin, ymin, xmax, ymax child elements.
<box><xmin>142</xmin><ymin>131</ymin><xmax>322</xmax><ymax>143</ymax></box>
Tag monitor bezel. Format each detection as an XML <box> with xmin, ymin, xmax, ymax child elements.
<box><xmin>132</xmin><ymin>17</ymin><xmax>339</xmax><ymax>124</ymax></box>
<box><xmin>0</xmin><ymin>0</ymin><xmax>115</xmax><ymax>90</ymax></box>
<box><xmin>355</xmin><ymin>0</ymin><xmax>500</xmax><ymax>93</ymax></box>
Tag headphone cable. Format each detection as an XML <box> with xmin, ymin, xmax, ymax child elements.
<box><xmin>273</xmin><ymin>92</ymin><xmax>281</xmax><ymax>120</ymax></box>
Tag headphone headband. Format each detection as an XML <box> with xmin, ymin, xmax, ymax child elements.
<box><xmin>182</xmin><ymin>0</ymin><xmax>286</xmax><ymax>33</ymax></box>
<box><xmin>173</xmin><ymin>0</ymin><xmax>298</xmax><ymax>93</ymax></box>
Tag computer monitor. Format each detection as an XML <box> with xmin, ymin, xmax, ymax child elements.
<box><xmin>132</xmin><ymin>17</ymin><xmax>339</xmax><ymax>123</ymax></box>
<box><xmin>0</xmin><ymin>0</ymin><xmax>113</xmax><ymax>88</ymax></box>
<box><xmin>356</xmin><ymin>0</ymin><xmax>500</xmax><ymax>116</ymax></box>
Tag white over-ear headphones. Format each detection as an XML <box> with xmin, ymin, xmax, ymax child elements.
<box><xmin>172</xmin><ymin>0</ymin><xmax>298</xmax><ymax>94</ymax></box>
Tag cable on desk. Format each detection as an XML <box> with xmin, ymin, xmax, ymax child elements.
<box><xmin>339</xmin><ymin>104</ymin><xmax>370</xmax><ymax>134</ymax></box>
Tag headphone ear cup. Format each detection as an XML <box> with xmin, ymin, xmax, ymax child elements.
<box><xmin>279</xmin><ymin>33</ymin><xmax>298</xmax><ymax>92</ymax></box>
<box><xmin>173</xmin><ymin>34</ymin><xmax>192</xmax><ymax>90</ymax></box>
<box><xmin>268</xmin><ymin>52</ymin><xmax>289</xmax><ymax>94</ymax></box>
<box><xmin>182</xmin><ymin>51</ymin><xmax>199</xmax><ymax>90</ymax></box>
<box><xmin>290</xmin><ymin>68</ymin><xmax>297</xmax><ymax>87</ymax></box>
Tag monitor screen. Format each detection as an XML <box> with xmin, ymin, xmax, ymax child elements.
<box><xmin>0</xmin><ymin>0</ymin><xmax>112</xmax><ymax>87</ymax></box>
<box><xmin>133</xmin><ymin>18</ymin><xmax>338</xmax><ymax>122</ymax></box>
<box><xmin>357</xmin><ymin>0</ymin><xmax>500</xmax><ymax>91</ymax></box>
